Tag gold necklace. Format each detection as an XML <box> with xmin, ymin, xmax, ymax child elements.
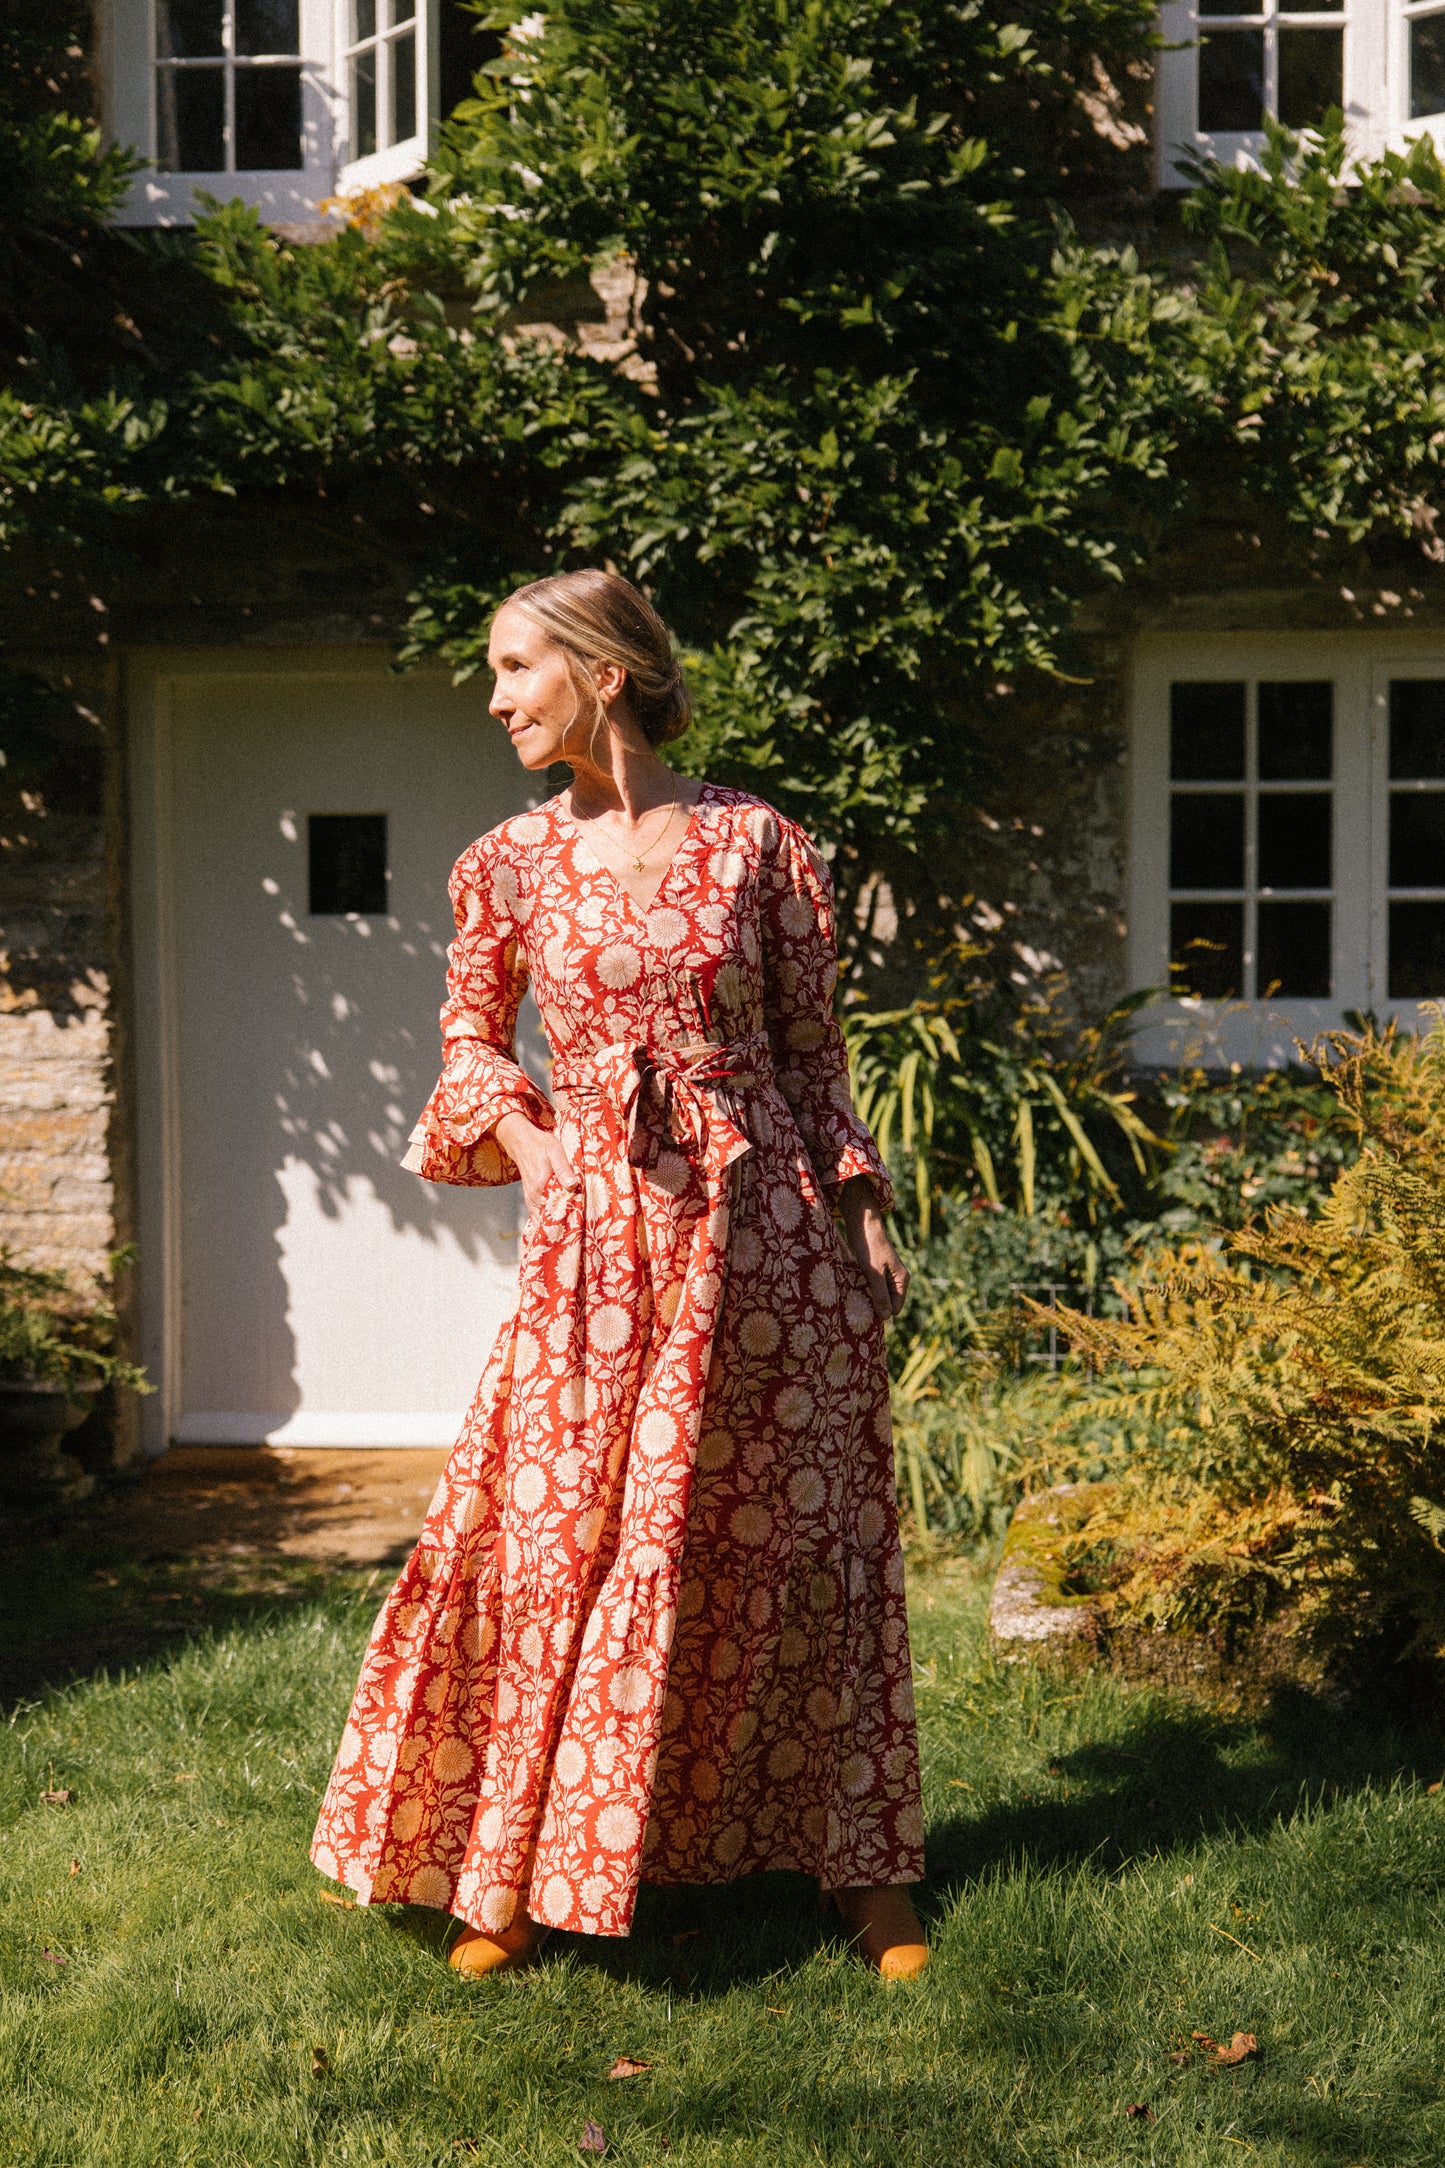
<box><xmin>581</xmin><ymin>785</ymin><xmax>679</xmax><ymax>874</ymax></box>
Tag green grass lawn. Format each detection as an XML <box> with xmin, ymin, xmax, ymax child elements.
<box><xmin>4</xmin><ymin>1535</ymin><xmax>1445</xmax><ymax>2165</ymax></box>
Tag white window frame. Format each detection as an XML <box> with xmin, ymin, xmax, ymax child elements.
<box><xmin>104</xmin><ymin>0</ymin><xmax>440</xmax><ymax>224</ymax></box>
<box><xmin>1155</xmin><ymin>1</ymin><xmax>1387</xmax><ymax>189</ymax></box>
<box><xmin>1129</xmin><ymin>633</ymin><xmax>1445</xmax><ymax>1068</ymax></box>
<box><xmin>335</xmin><ymin>0</ymin><xmax>436</xmax><ymax>192</ymax></box>
<box><xmin>1398</xmin><ymin>1</ymin><xmax>1445</xmax><ymax>140</ymax></box>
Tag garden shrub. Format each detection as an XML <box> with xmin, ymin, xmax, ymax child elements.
<box><xmin>0</xmin><ymin>1250</ymin><xmax>147</xmax><ymax>1396</ymax></box>
<box><xmin>1046</xmin><ymin>1020</ymin><xmax>1445</xmax><ymax>1665</ymax></box>
<box><xmin>890</xmin><ymin>1360</ymin><xmax>1175</xmax><ymax>1551</ymax></box>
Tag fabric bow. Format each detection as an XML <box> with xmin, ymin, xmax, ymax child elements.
<box><xmin>553</xmin><ymin>1033</ymin><xmax>773</xmax><ymax>1177</ymax></box>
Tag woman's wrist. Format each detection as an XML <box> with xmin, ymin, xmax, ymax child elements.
<box><xmin>839</xmin><ymin>1174</ymin><xmax>881</xmax><ymax>1223</ymax></box>
<box><xmin>496</xmin><ymin>1111</ymin><xmax>546</xmax><ymax>1167</ymax></box>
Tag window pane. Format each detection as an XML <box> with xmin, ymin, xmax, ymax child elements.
<box><xmin>1171</xmin><ymin>903</ymin><xmax>1244</xmax><ymax>1001</ymax></box>
<box><xmin>1258</xmin><ymin>792</ymin><xmax>1331</xmax><ymax>890</ymax></box>
<box><xmin>354</xmin><ymin>0</ymin><xmax>377</xmax><ymax>40</ymax></box>
<box><xmin>1413</xmin><ymin>18</ymin><xmax>1445</xmax><ymax>119</ymax></box>
<box><xmin>1198</xmin><ymin>31</ymin><xmax>1266</xmax><ymax>132</ymax></box>
<box><xmin>1389</xmin><ymin>792</ymin><xmax>1445</xmax><ymax>889</ymax></box>
<box><xmin>309</xmin><ymin>816</ymin><xmax>389</xmax><ymax>916</ymax></box>
<box><xmin>236</xmin><ymin>0</ymin><xmax>300</xmax><ymax>55</ymax></box>
<box><xmin>1390</xmin><ymin>681</ymin><xmax>1445</xmax><ymax>779</ymax></box>
<box><xmin>1199</xmin><ymin>0</ymin><xmax>1260</xmax><ymax>12</ymax></box>
<box><xmin>1171</xmin><ymin>792</ymin><xmax>1245</xmax><ymax>889</ymax></box>
<box><xmin>391</xmin><ymin>0</ymin><xmax>417</xmax><ymax>19</ymax></box>
<box><xmin>353</xmin><ymin>47</ymin><xmax>378</xmax><ymax>155</ymax></box>
<box><xmin>235</xmin><ymin>65</ymin><xmax>303</xmax><ymax>168</ymax></box>
<box><xmin>1170</xmin><ymin>682</ymin><xmax>1246</xmax><ymax>780</ymax></box>
<box><xmin>392</xmin><ymin>27</ymin><xmax>417</xmax><ymax>141</ymax></box>
<box><xmin>1258</xmin><ymin>680</ymin><xmax>1332</xmax><ymax>780</ymax></box>
<box><xmin>156</xmin><ymin>65</ymin><xmax>224</xmax><ymax>171</ymax></box>
<box><xmin>156</xmin><ymin>0</ymin><xmax>224</xmax><ymax>58</ymax></box>
<box><xmin>1390</xmin><ymin>902</ymin><xmax>1445</xmax><ymax>999</ymax></box>
<box><xmin>1258</xmin><ymin>901</ymin><xmax>1331</xmax><ymax>999</ymax></box>
<box><xmin>1278</xmin><ymin>0</ymin><xmax>1341</xmax><ymax>10</ymax></box>
<box><xmin>1278</xmin><ymin>29</ymin><xmax>1343</xmax><ymax>130</ymax></box>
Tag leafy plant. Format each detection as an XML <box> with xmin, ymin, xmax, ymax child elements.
<box><xmin>843</xmin><ymin>955</ymin><xmax>1161</xmax><ymax>1238</ymax></box>
<box><xmin>1041</xmin><ymin>1020</ymin><xmax>1445</xmax><ymax>1663</ymax></box>
<box><xmin>891</xmin><ymin>1361</ymin><xmax>1167</xmax><ymax>1548</ymax></box>
<box><xmin>0</xmin><ymin>1250</ymin><xmax>148</xmax><ymax>1397</ymax></box>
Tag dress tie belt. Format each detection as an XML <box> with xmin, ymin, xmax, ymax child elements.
<box><xmin>551</xmin><ymin>1033</ymin><xmax>774</xmax><ymax>1174</ymax></box>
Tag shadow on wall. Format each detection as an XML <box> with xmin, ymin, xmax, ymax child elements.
<box><xmin>161</xmin><ymin>674</ymin><xmax>535</xmax><ymax>1439</ymax></box>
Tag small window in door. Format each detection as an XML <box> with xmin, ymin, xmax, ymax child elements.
<box><xmin>1168</xmin><ymin>678</ymin><xmax>1334</xmax><ymax>1000</ymax></box>
<box><xmin>308</xmin><ymin>813</ymin><xmax>389</xmax><ymax>915</ymax></box>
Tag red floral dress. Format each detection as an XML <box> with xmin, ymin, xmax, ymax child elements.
<box><xmin>311</xmin><ymin>785</ymin><xmax>924</xmax><ymax>1939</ymax></box>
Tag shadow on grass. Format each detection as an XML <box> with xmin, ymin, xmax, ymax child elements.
<box><xmin>925</xmin><ymin>1682</ymin><xmax>1445</xmax><ymax>1901</ymax></box>
<box><xmin>0</xmin><ymin>1502</ymin><xmax>399</xmax><ymax>1711</ymax></box>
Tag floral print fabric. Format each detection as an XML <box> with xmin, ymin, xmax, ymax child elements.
<box><xmin>311</xmin><ymin>786</ymin><xmax>925</xmax><ymax>1938</ymax></box>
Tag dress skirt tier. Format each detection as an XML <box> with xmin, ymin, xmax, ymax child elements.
<box><xmin>311</xmin><ymin>785</ymin><xmax>925</xmax><ymax>1938</ymax></box>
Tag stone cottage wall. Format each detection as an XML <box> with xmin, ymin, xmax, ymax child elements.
<box><xmin>0</xmin><ymin>661</ymin><xmax>119</xmax><ymax>1287</ymax></box>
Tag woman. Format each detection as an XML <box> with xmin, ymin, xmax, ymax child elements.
<box><xmin>312</xmin><ymin>571</ymin><xmax>928</xmax><ymax>1981</ymax></box>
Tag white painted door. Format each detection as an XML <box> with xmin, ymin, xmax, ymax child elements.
<box><xmin>130</xmin><ymin>656</ymin><xmax>534</xmax><ymax>1451</ymax></box>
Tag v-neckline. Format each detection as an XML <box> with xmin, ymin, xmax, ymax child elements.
<box><xmin>558</xmin><ymin>783</ymin><xmax>712</xmax><ymax>927</ymax></box>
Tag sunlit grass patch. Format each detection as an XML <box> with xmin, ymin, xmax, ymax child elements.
<box><xmin>1</xmin><ymin>1558</ymin><xmax>1444</xmax><ymax>2163</ymax></box>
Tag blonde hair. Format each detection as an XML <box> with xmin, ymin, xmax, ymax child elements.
<box><xmin>503</xmin><ymin>569</ymin><xmax>691</xmax><ymax>750</ymax></box>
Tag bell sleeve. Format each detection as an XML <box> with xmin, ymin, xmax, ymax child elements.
<box><xmin>759</xmin><ymin>814</ymin><xmax>894</xmax><ymax>1211</ymax></box>
<box><xmin>400</xmin><ymin>837</ymin><xmax>555</xmax><ymax>1188</ymax></box>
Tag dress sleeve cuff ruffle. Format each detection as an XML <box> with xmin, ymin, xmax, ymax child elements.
<box><xmin>807</xmin><ymin>1126</ymin><xmax>895</xmax><ymax>1214</ymax></box>
<box><xmin>401</xmin><ymin>1054</ymin><xmax>555</xmax><ymax>1190</ymax></box>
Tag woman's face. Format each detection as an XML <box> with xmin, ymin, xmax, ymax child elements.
<box><xmin>487</xmin><ymin>603</ymin><xmax>586</xmax><ymax>771</ymax></box>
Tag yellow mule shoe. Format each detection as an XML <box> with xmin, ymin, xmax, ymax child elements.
<box><xmin>447</xmin><ymin>1914</ymin><xmax>549</xmax><ymax>1977</ymax></box>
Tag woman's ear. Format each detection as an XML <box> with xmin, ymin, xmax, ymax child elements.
<box><xmin>596</xmin><ymin>660</ymin><xmax>628</xmax><ymax>710</ymax></box>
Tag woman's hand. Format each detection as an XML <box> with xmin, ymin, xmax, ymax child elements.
<box><xmin>495</xmin><ymin>1111</ymin><xmax>581</xmax><ymax>1219</ymax></box>
<box><xmin>839</xmin><ymin>1176</ymin><xmax>909</xmax><ymax>1323</ymax></box>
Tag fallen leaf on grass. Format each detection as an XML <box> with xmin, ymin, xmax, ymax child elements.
<box><xmin>146</xmin><ymin>1592</ymin><xmax>184</xmax><ymax>1604</ymax></box>
<box><xmin>1193</xmin><ymin>2030</ymin><xmax>1259</xmax><ymax>2066</ymax></box>
<box><xmin>608</xmin><ymin>2059</ymin><xmax>651</xmax><ymax>2081</ymax></box>
<box><xmin>311</xmin><ymin>2048</ymin><xmax>330</xmax><ymax>2075</ymax></box>
<box><xmin>174</xmin><ymin>1773</ymin><xmax>198</xmax><ymax>1785</ymax></box>
<box><xmin>1124</xmin><ymin>2103</ymin><xmax>1155</xmax><ymax>2124</ymax></box>
<box><xmin>41</xmin><ymin>1949</ymin><xmax>68</xmax><ymax>1965</ymax></box>
<box><xmin>39</xmin><ymin>1789</ymin><xmax>72</xmax><ymax>1808</ymax></box>
<box><xmin>578</xmin><ymin>2120</ymin><xmax>607</xmax><ymax>2156</ymax></box>
<box><xmin>947</xmin><ymin>1779</ymin><xmax>973</xmax><ymax>1791</ymax></box>
<box><xmin>1167</xmin><ymin>2050</ymin><xmax>1190</xmax><ymax>2066</ymax></box>
<box><xmin>669</xmin><ymin>1929</ymin><xmax>701</xmax><ymax>1945</ymax></box>
<box><xmin>68</xmin><ymin>1859</ymin><xmax>81</xmax><ymax>1877</ymax></box>
<box><xmin>318</xmin><ymin>1889</ymin><xmax>356</xmax><ymax>1909</ymax></box>
<box><xmin>452</xmin><ymin>2142</ymin><xmax>479</xmax><ymax>2156</ymax></box>
<box><xmin>1430</xmin><ymin>1781</ymin><xmax>1442</xmax><ymax>1796</ymax></box>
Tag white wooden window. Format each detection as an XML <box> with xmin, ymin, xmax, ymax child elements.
<box><xmin>1165</xmin><ymin>677</ymin><xmax>1335</xmax><ymax>1005</ymax></box>
<box><xmin>154</xmin><ymin>1</ymin><xmax>305</xmax><ymax>175</ymax></box>
<box><xmin>1130</xmin><ymin>637</ymin><xmax>1445</xmax><ymax>1067</ymax></box>
<box><xmin>1194</xmin><ymin>0</ymin><xmax>1345</xmax><ymax>137</ymax></box>
<box><xmin>105</xmin><ymin>0</ymin><xmax>459</xmax><ymax>222</ymax></box>
<box><xmin>346</xmin><ymin>1</ymin><xmax>415</xmax><ymax>161</ymax></box>
<box><xmin>1405</xmin><ymin>1</ymin><xmax>1445</xmax><ymax>122</ymax></box>
<box><xmin>1153</xmin><ymin>1</ymin><xmax>1404</xmax><ymax>186</ymax></box>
